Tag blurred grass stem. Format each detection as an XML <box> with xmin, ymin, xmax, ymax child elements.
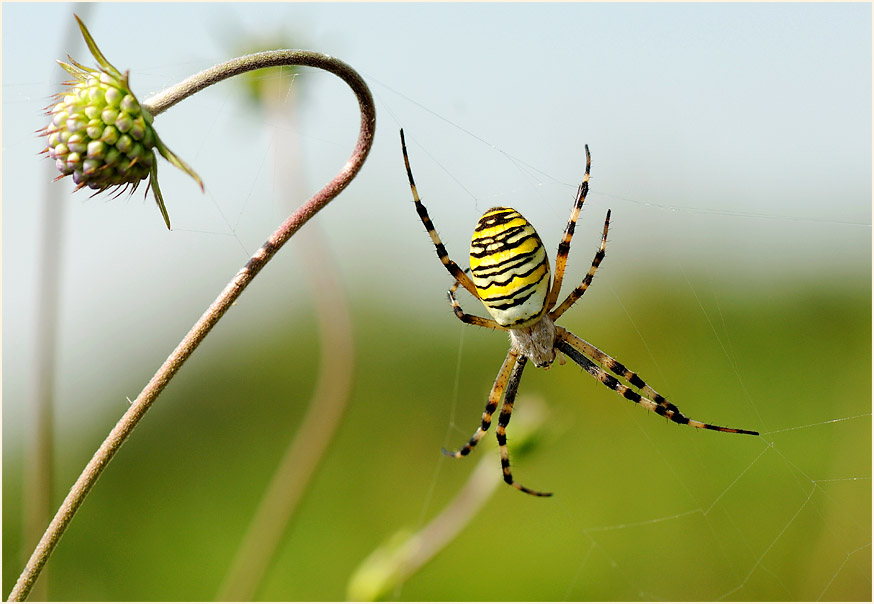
<box><xmin>347</xmin><ymin>457</ymin><xmax>502</xmax><ymax>602</ymax></box>
<box><xmin>347</xmin><ymin>400</ymin><xmax>547</xmax><ymax>601</ymax></box>
<box><xmin>7</xmin><ymin>50</ymin><xmax>375</xmax><ymax>602</ymax></box>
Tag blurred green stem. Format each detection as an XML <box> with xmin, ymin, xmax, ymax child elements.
<box><xmin>7</xmin><ymin>50</ymin><xmax>375</xmax><ymax>602</ymax></box>
<box><xmin>347</xmin><ymin>400</ymin><xmax>548</xmax><ymax>601</ymax></box>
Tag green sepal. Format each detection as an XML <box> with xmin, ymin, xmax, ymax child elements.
<box><xmin>153</xmin><ymin>130</ymin><xmax>205</xmax><ymax>193</ymax></box>
<box><xmin>45</xmin><ymin>15</ymin><xmax>206</xmax><ymax>230</ymax></box>
<box><xmin>148</xmin><ymin>159</ymin><xmax>172</xmax><ymax>230</ymax></box>
<box><xmin>74</xmin><ymin>15</ymin><xmax>125</xmax><ymax>82</ymax></box>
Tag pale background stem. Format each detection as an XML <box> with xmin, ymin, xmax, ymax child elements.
<box><xmin>217</xmin><ymin>223</ymin><xmax>355</xmax><ymax>601</ymax></box>
<box><xmin>24</xmin><ymin>5</ymin><xmax>91</xmax><ymax>601</ymax></box>
<box><xmin>216</xmin><ymin>83</ymin><xmax>356</xmax><ymax>601</ymax></box>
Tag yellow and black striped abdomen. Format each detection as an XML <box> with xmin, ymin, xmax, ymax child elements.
<box><xmin>469</xmin><ymin>207</ymin><xmax>551</xmax><ymax>327</ymax></box>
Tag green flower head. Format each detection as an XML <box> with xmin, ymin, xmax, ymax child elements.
<box><xmin>41</xmin><ymin>15</ymin><xmax>203</xmax><ymax>229</ymax></box>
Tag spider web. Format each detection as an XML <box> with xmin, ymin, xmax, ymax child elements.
<box><xmin>426</xmin><ymin>196</ymin><xmax>870</xmax><ymax>600</ymax></box>
<box><xmin>3</xmin><ymin>6</ymin><xmax>870</xmax><ymax>601</ymax></box>
<box><xmin>374</xmin><ymin>90</ymin><xmax>871</xmax><ymax>601</ymax></box>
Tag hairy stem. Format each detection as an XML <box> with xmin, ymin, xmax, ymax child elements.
<box><xmin>7</xmin><ymin>50</ymin><xmax>375</xmax><ymax>602</ymax></box>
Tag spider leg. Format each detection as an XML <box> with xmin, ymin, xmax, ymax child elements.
<box><xmin>550</xmin><ymin>208</ymin><xmax>610</xmax><ymax>320</ymax></box>
<box><xmin>443</xmin><ymin>350</ymin><xmax>519</xmax><ymax>458</ymax></box>
<box><xmin>558</xmin><ymin>327</ymin><xmax>669</xmax><ymax>402</ymax></box>
<box><xmin>400</xmin><ymin>129</ymin><xmax>479</xmax><ymax>298</ymax></box>
<box><xmin>448</xmin><ymin>279</ymin><xmax>507</xmax><ymax>331</ymax></box>
<box><xmin>545</xmin><ymin>144</ymin><xmax>591</xmax><ymax>311</ymax></box>
<box><xmin>556</xmin><ymin>336</ymin><xmax>759</xmax><ymax>436</ymax></box>
<box><xmin>495</xmin><ymin>355</ymin><xmax>553</xmax><ymax>497</ymax></box>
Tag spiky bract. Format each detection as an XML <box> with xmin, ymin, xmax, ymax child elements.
<box><xmin>40</xmin><ymin>15</ymin><xmax>203</xmax><ymax>229</ymax></box>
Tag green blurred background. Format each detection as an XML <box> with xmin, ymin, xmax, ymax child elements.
<box><xmin>3</xmin><ymin>3</ymin><xmax>870</xmax><ymax>601</ymax></box>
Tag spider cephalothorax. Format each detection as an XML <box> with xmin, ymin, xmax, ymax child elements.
<box><xmin>401</xmin><ymin>129</ymin><xmax>758</xmax><ymax>497</ymax></box>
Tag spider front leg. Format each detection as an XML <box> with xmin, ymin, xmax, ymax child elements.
<box><xmin>495</xmin><ymin>355</ymin><xmax>553</xmax><ymax>497</ymax></box>
<box><xmin>555</xmin><ymin>333</ymin><xmax>759</xmax><ymax>436</ymax></box>
<box><xmin>400</xmin><ymin>129</ymin><xmax>479</xmax><ymax>298</ymax></box>
<box><xmin>443</xmin><ymin>350</ymin><xmax>518</xmax><ymax>458</ymax></box>
<box><xmin>550</xmin><ymin>208</ymin><xmax>611</xmax><ymax>320</ymax></box>
<box><xmin>545</xmin><ymin>144</ymin><xmax>592</xmax><ymax>311</ymax></box>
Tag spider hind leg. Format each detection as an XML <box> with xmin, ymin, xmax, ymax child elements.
<box><xmin>556</xmin><ymin>336</ymin><xmax>759</xmax><ymax>436</ymax></box>
<box><xmin>496</xmin><ymin>355</ymin><xmax>553</xmax><ymax>497</ymax></box>
<box><xmin>443</xmin><ymin>351</ymin><xmax>553</xmax><ymax>497</ymax></box>
<box><xmin>442</xmin><ymin>350</ymin><xmax>519</xmax><ymax>458</ymax></box>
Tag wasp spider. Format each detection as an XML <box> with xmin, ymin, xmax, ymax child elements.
<box><xmin>400</xmin><ymin>130</ymin><xmax>759</xmax><ymax>497</ymax></box>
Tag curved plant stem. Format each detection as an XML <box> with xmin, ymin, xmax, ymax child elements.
<box><xmin>7</xmin><ymin>51</ymin><xmax>375</xmax><ymax>602</ymax></box>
